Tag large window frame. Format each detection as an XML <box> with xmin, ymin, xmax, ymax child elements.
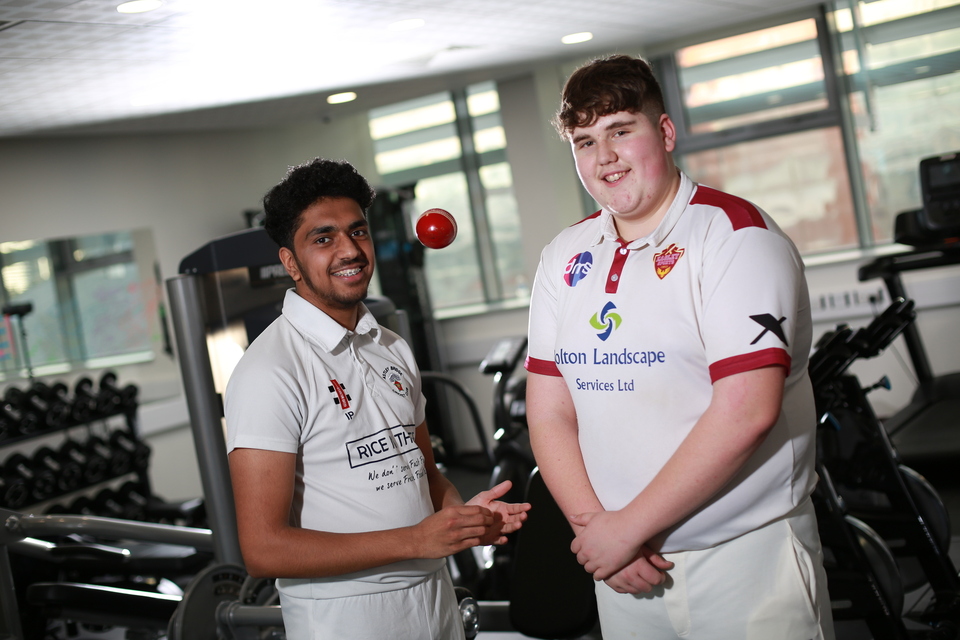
<box><xmin>369</xmin><ymin>82</ymin><xmax>526</xmax><ymax>316</ymax></box>
<box><xmin>650</xmin><ymin>0</ymin><xmax>960</xmax><ymax>254</ymax></box>
<box><xmin>0</xmin><ymin>230</ymin><xmax>162</xmax><ymax>381</ymax></box>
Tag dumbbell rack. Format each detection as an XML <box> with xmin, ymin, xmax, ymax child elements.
<box><xmin>0</xmin><ymin>371</ymin><xmax>155</xmax><ymax>523</ymax></box>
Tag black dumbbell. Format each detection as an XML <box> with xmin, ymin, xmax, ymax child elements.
<box><xmin>2</xmin><ymin>452</ymin><xmax>43</xmax><ymax>505</ymax></box>
<box><xmin>98</xmin><ymin>371</ymin><xmax>139</xmax><ymax>414</ymax></box>
<box><xmin>0</xmin><ymin>463</ymin><xmax>30</xmax><ymax>509</ymax></box>
<box><xmin>0</xmin><ymin>401</ymin><xmax>21</xmax><ymax>431</ymax></box>
<box><xmin>60</xmin><ymin>440</ymin><xmax>106</xmax><ymax>486</ymax></box>
<box><xmin>0</xmin><ymin>414</ymin><xmax>11</xmax><ymax>444</ymax></box>
<box><xmin>54</xmin><ymin>444</ymin><xmax>86</xmax><ymax>494</ymax></box>
<box><xmin>22</xmin><ymin>389</ymin><xmax>60</xmax><ymax>432</ymax></box>
<box><xmin>92</xmin><ymin>488</ymin><xmax>126</xmax><ymax>519</ymax></box>
<box><xmin>6</xmin><ymin>453</ymin><xmax>55</xmax><ymax>504</ymax></box>
<box><xmin>33</xmin><ymin>446</ymin><xmax>82</xmax><ymax>496</ymax></box>
<box><xmin>110</xmin><ymin>430</ymin><xmax>150</xmax><ymax>472</ymax></box>
<box><xmin>71</xmin><ymin>378</ymin><xmax>99</xmax><ymax>424</ymax></box>
<box><xmin>3</xmin><ymin>388</ymin><xmax>39</xmax><ymax>436</ymax></box>
<box><xmin>2</xmin><ymin>387</ymin><xmax>23</xmax><ymax>405</ymax></box>
<box><xmin>86</xmin><ymin>435</ymin><xmax>129</xmax><ymax>478</ymax></box>
<box><xmin>31</xmin><ymin>381</ymin><xmax>73</xmax><ymax>428</ymax></box>
<box><xmin>116</xmin><ymin>481</ymin><xmax>150</xmax><ymax>521</ymax></box>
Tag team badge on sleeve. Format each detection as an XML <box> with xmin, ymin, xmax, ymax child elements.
<box><xmin>654</xmin><ymin>244</ymin><xmax>684</xmax><ymax>279</ymax></box>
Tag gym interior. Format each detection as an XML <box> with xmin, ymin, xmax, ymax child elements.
<box><xmin>1</xmin><ymin>0</ymin><xmax>959</xmax><ymax>638</ymax></box>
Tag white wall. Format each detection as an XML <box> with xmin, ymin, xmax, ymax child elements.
<box><xmin>1</xmin><ymin>62</ymin><xmax>958</xmax><ymax>503</ymax></box>
<box><xmin>0</xmin><ymin>116</ymin><xmax>379</xmax><ymax>282</ymax></box>
<box><xmin>805</xmin><ymin>253</ymin><xmax>960</xmax><ymax>419</ymax></box>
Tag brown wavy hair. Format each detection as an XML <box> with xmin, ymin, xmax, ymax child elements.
<box><xmin>553</xmin><ymin>54</ymin><xmax>666</xmax><ymax>140</ymax></box>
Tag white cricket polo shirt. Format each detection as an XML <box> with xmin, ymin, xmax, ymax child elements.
<box><xmin>225</xmin><ymin>289</ymin><xmax>444</xmax><ymax>598</ymax></box>
<box><xmin>526</xmin><ymin>172</ymin><xmax>817</xmax><ymax>552</ymax></box>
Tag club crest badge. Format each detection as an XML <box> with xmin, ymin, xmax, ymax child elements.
<box><xmin>654</xmin><ymin>243</ymin><xmax>684</xmax><ymax>279</ymax></box>
<box><xmin>381</xmin><ymin>365</ymin><xmax>411</xmax><ymax>397</ymax></box>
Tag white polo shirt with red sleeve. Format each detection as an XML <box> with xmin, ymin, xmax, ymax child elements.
<box><xmin>525</xmin><ymin>171</ymin><xmax>817</xmax><ymax>553</ymax></box>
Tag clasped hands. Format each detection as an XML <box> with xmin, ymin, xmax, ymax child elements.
<box><xmin>569</xmin><ymin>510</ymin><xmax>674</xmax><ymax>594</ymax></box>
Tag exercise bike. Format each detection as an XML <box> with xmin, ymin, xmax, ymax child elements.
<box><xmin>809</xmin><ymin>297</ymin><xmax>960</xmax><ymax>639</ymax></box>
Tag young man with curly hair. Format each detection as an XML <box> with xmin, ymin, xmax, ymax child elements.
<box><xmin>225</xmin><ymin>158</ymin><xmax>529</xmax><ymax>639</ymax></box>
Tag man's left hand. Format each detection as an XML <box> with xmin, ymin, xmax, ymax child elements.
<box><xmin>466</xmin><ymin>480</ymin><xmax>531</xmax><ymax>545</ymax></box>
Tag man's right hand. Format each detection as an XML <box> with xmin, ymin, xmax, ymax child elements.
<box><xmin>414</xmin><ymin>505</ymin><xmax>497</xmax><ymax>558</ymax></box>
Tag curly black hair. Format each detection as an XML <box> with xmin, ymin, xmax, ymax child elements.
<box><xmin>262</xmin><ymin>158</ymin><xmax>376</xmax><ymax>250</ymax></box>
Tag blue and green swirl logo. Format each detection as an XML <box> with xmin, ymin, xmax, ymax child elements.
<box><xmin>590</xmin><ymin>301</ymin><xmax>621</xmax><ymax>341</ymax></box>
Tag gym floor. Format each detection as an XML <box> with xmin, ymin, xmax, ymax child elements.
<box><xmin>445</xmin><ymin>457</ymin><xmax>960</xmax><ymax>640</ymax></box>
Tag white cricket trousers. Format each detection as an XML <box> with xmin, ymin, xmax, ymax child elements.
<box><xmin>596</xmin><ymin>497</ymin><xmax>836</xmax><ymax>640</ymax></box>
<box><xmin>277</xmin><ymin>568</ymin><xmax>466</xmax><ymax>639</ymax></box>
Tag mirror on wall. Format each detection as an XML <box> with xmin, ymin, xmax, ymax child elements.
<box><xmin>0</xmin><ymin>229</ymin><xmax>169</xmax><ymax>384</ymax></box>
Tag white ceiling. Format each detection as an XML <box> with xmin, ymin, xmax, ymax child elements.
<box><xmin>0</xmin><ymin>0</ymin><xmax>827</xmax><ymax>138</ymax></box>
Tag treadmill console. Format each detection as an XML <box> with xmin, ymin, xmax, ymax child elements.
<box><xmin>919</xmin><ymin>151</ymin><xmax>960</xmax><ymax>233</ymax></box>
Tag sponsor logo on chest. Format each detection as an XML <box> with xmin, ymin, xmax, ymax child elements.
<box><xmin>564</xmin><ymin>251</ymin><xmax>593</xmax><ymax>286</ymax></box>
<box><xmin>328</xmin><ymin>379</ymin><xmax>355</xmax><ymax>420</ymax></box>
<box><xmin>345</xmin><ymin>425</ymin><xmax>419</xmax><ymax>468</ymax></box>
<box><xmin>589</xmin><ymin>301</ymin><xmax>621</xmax><ymax>341</ymax></box>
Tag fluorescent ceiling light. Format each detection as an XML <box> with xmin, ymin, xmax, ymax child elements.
<box><xmin>561</xmin><ymin>32</ymin><xmax>593</xmax><ymax>44</ymax></box>
<box><xmin>117</xmin><ymin>0</ymin><xmax>163</xmax><ymax>14</ymax></box>
<box><xmin>327</xmin><ymin>92</ymin><xmax>357</xmax><ymax>104</ymax></box>
<box><xmin>389</xmin><ymin>18</ymin><xmax>425</xmax><ymax>32</ymax></box>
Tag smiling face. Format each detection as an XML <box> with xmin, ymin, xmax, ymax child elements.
<box><xmin>279</xmin><ymin>196</ymin><xmax>375</xmax><ymax>330</ymax></box>
<box><xmin>570</xmin><ymin>109</ymin><xmax>681</xmax><ymax>241</ymax></box>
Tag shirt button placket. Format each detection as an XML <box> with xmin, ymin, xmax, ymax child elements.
<box><xmin>351</xmin><ymin>337</ymin><xmax>379</xmax><ymax>395</ymax></box>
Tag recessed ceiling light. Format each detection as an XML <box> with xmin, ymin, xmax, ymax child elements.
<box><xmin>561</xmin><ymin>32</ymin><xmax>594</xmax><ymax>45</ymax></box>
<box><xmin>388</xmin><ymin>18</ymin><xmax>426</xmax><ymax>32</ymax></box>
<box><xmin>327</xmin><ymin>92</ymin><xmax>357</xmax><ymax>105</ymax></box>
<box><xmin>117</xmin><ymin>0</ymin><xmax>163</xmax><ymax>14</ymax></box>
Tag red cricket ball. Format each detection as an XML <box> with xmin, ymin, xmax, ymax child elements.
<box><xmin>415</xmin><ymin>208</ymin><xmax>458</xmax><ymax>249</ymax></box>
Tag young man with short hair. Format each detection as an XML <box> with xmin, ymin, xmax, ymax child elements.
<box><xmin>525</xmin><ymin>55</ymin><xmax>834</xmax><ymax>639</ymax></box>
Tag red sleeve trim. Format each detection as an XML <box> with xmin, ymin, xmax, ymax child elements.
<box><xmin>709</xmin><ymin>348</ymin><xmax>791</xmax><ymax>383</ymax></box>
<box><xmin>524</xmin><ymin>355</ymin><xmax>562</xmax><ymax>376</ymax></box>
<box><xmin>691</xmin><ymin>186</ymin><xmax>767</xmax><ymax>231</ymax></box>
